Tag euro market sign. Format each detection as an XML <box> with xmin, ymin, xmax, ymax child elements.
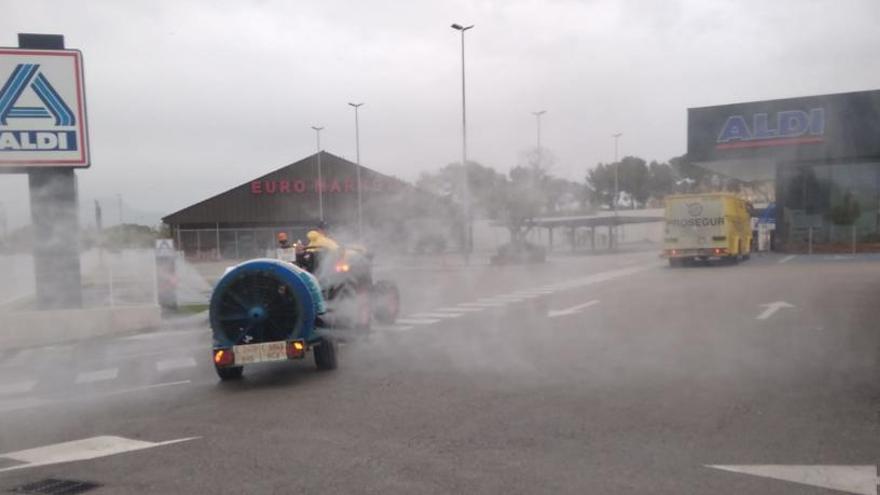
<box><xmin>0</xmin><ymin>49</ymin><xmax>89</xmax><ymax>169</ymax></box>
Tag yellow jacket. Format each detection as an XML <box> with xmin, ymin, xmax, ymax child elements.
<box><xmin>306</xmin><ymin>230</ymin><xmax>340</xmax><ymax>251</ymax></box>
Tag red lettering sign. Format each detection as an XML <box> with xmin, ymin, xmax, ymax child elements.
<box><xmin>248</xmin><ymin>176</ymin><xmax>403</xmax><ymax>195</ymax></box>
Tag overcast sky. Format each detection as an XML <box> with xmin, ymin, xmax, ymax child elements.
<box><xmin>1</xmin><ymin>0</ymin><xmax>879</xmax><ymax>228</ymax></box>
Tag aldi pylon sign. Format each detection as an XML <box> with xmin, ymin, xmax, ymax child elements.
<box><xmin>0</xmin><ymin>48</ymin><xmax>89</xmax><ymax>169</ymax></box>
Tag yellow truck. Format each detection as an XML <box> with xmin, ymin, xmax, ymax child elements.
<box><xmin>663</xmin><ymin>193</ymin><xmax>752</xmax><ymax>267</ymax></box>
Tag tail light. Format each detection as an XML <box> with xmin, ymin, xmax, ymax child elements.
<box><xmin>713</xmin><ymin>248</ymin><xmax>728</xmax><ymax>255</ymax></box>
<box><xmin>335</xmin><ymin>261</ymin><xmax>350</xmax><ymax>273</ymax></box>
<box><xmin>214</xmin><ymin>349</ymin><xmax>234</xmax><ymax>366</ymax></box>
<box><xmin>287</xmin><ymin>340</ymin><xmax>306</xmax><ymax>359</ymax></box>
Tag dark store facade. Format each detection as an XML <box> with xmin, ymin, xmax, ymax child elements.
<box><xmin>688</xmin><ymin>89</ymin><xmax>880</xmax><ymax>253</ymax></box>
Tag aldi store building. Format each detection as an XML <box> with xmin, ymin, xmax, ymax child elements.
<box><xmin>688</xmin><ymin>89</ymin><xmax>880</xmax><ymax>253</ymax></box>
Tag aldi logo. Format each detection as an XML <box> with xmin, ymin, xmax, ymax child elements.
<box><xmin>715</xmin><ymin>108</ymin><xmax>825</xmax><ymax>150</ymax></box>
<box><xmin>0</xmin><ymin>49</ymin><xmax>89</xmax><ymax>168</ymax></box>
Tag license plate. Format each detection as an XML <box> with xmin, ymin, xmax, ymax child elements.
<box><xmin>233</xmin><ymin>341</ymin><xmax>288</xmax><ymax>365</ymax></box>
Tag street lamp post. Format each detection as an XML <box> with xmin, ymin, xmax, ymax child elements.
<box><xmin>312</xmin><ymin>126</ymin><xmax>325</xmax><ymax>222</ymax></box>
<box><xmin>612</xmin><ymin>133</ymin><xmax>622</xmax><ymax>216</ymax></box>
<box><xmin>348</xmin><ymin>102</ymin><xmax>364</xmax><ymax>239</ymax></box>
<box><xmin>532</xmin><ymin>110</ymin><xmax>546</xmax><ymax>151</ymax></box>
<box><xmin>532</xmin><ymin>110</ymin><xmax>546</xmax><ymax>165</ymax></box>
<box><xmin>611</xmin><ymin>132</ymin><xmax>622</xmax><ymax>250</ymax></box>
<box><xmin>451</xmin><ymin>22</ymin><xmax>474</xmax><ymax>257</ymax></box>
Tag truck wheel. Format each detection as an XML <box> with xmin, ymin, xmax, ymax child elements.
<box><xmin>215</xmin><ymin>365</ymin><xmax>243</xmax><ymax>381</ymax></box>
<box><xmin>314</xmin><ymin>338</ymin><xmax>338</xmax><ymax>371</ymax></box>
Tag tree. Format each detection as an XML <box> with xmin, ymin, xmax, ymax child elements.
<box><xmin>647</xmin><ymin>161</ymin><xmax>676</xmax><ymax>203</ymax></box>
<box><xmin>618</xmin><ymin>156</ymin><xmax>650</xmax><ymax>208</ymax></box>
<box><xmin>829</xmin><ymin>190</ymin><xmax>861</xmax><ymax>226</ymax></box>
<box><xmin>670</xmin><ymin>155</ymin><xmax>709</xmax><ymax>190</ymax></box>
<box><xmin>586</xmin><ymin>163</ymin><xmax>615</xmax><ymax>209</ymax></box>
<box><xmin>501</xmin><ymin>165</ymin><xmax>547</xmax><ymax>243</ymax></box>
<box><xmin>416</xmin><ymin>161</ymin><xmax>507</xmax><ymax>219</ymax></box>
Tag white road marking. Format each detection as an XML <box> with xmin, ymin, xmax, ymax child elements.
<box><xmin>156</xmin><ymin>356</ymin><xmax>198</xmax><ymax>372</ymax></box>
<box><xmin>1</xmin><ymin>348</ymin><xmax>37</xmax><ymax>368</ymax></box>
<box><xmin>395</xmin><ymin>318</ymin><xmax>441</xmax><ymax>325</ymax></box>
<box><xmin>756</xmin><ymin>301</ymin><xmax>795</xmax><ymax>320</ymax></box>
<box><xmin>441</xmin><ymin>306</ymin><xmax>484</xmax><ymax>312</ymax></box>
<box><xmin>548</xmin><ymin>300</ymin><xmax>600</xmax><ymax>318</ymax></box>
<box><xmin>0</xmin><ymin>380</ymin><xmax>37</xmax><ymax>396</ymax></box>
<box><xmin>0</xmin><ymin>397</ymin><xmax>53</xmax><ymax>414</ymax></box>
<box><xmin>431</xmin><ymin>307</ymin><xmax>479</xmax><ymax>313</ymax></box>
<box><xmin>778</xmin><ymin>255</ymin><xmax>797</xmax><ymax>264</ymax></box>
<box><xmin>386</xmin><ymin>325</ymin><xmax>414</xmax><ymax>332</ymax></box>
<box><xmin>0</xmin><ymin>381</ymin><xmax>191</xmax><ymax>415</ymax></box>
<box><xmin>121</xmin><ymin>328</ymin><xmax>205</xmax><ymax>341</ymax></box>
<box><xmin>707</xmin><ymin>464</ymin><xmax>880</xmax><ymax>495</ymax></box>
<box><xmin>408</xmin><ymin>312</ymin><xmax>463</xmax><ymax>319</ymax></box>
<box><xmin>75</xmin><ymin>368</ymin><xmax>119</xmax><ymax>384</ymax></box>
<box><xmin>480</xmin><ymin>297</ymin><xmax>525</xmax><ymax>304</ymax></box>
<box><xmin>0</xmin><ymin>435</ymin><xmax>199</xmax><ymax>474</ymax></box>
<box><xmin>458</xmin><ymin>302</ymin><xmax>507</xmax><ymax>308</ymax></box>
<box><xmin>1</xmin><ymin>345</ymin><xmax>77</xmax><ymax>369</ymax></box>
<box><xmin>102</xmin><ymin>380</ymin><xmax>192</xmax><ymax>397</ymax></box>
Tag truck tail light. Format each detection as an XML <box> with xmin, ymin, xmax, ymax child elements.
<box><xmin>287</xmin><ymin>340</ymin><xmax>306</xmax><ymax>359</ymax></box>
<box><xmin>214</xmin><ymin>349</ymin><xmax>234</xmax><ymax>366</ymax></box>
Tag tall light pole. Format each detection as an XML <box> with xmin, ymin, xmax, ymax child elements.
<box><xmin>532</xmin><ymin>110</ymin><xmax>546</xmax><ymax>150</ymax></box>
<box><xmin>451</xmin><ymin>22</ymin><xmax>474</xmax><ymax>256</ymax></box>
<box><xmin>611</xmin><ymin>132</ymin><xmax>622</xmax><ymax>250</ymax></box>
<box><xmin>612</xmin><ymin>133</ymin><xmax>622</xmax><ymax>216</ymax></box>
<box><xmin>348</xmin><ymin>102</ymin><xmax>364</xmax><ymax>239</ymax></box>
<box><xmin>311</xmin><ymin>126</ymin><xmax>325</xmax><ymax>222</ymax></box>
<box><xmin>0</xmin><ymin>201</ymin><xmax>6</xmax><ymax>239</ymax></box>
<box><xmin>532</xmin><ymin>110</ymin><xmax>546</xmax><ymax>166</ymax></box>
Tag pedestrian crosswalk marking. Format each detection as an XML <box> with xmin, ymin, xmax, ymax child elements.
<box><xmin>75</xmin><ymin>368</ymin><xmax>119</xmax><ymax>384</ymax></box>
<box><xmin>408</xmin><ymin>312</ymin><xmax>463</xmax><ymax>319</ymax></box>
<box><xmin>156</xmin><ymin>357</ymin><xmax>197</xmax><ymax>372</ymax></box>
<box><xmin>0</xmin><ymin>380</ymin><xmax>37</xmax><ymax>396</ymax></box>
<box><xmin>395</xmin><ymin>318</ymin><xmax>441</xmax><ymax>325</ymax></box>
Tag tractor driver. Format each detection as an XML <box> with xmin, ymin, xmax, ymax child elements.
<box><xmin>298</xmin><ymin>223</ymin><xmax>340</xmax><ymax>275</ymax></box>
<box><xmin>305</xmin><ymin>222</ymin><xmax>340</xmax><ymax>252</ymax></box>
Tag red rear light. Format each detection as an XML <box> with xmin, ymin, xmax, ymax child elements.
<box><xmin>335</xmin><ymin>261</ymin><xmax>350</xmax><ymax>273</ymax></box>
<box><xmin>671</xmin><ymin>249</ymin><xmax>677</xmax><ymax>256</ymax></box>
<box><xmin>214</xmin><ymin>349</ymin><xmax>234</xmax><ymax>366</ymax></box>
<box><xmin>287</xmin><ymin>340</ymin><xmax>306</xmax><ymax>359</ymax></box>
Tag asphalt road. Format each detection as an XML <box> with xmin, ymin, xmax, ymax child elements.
<box><xmin>1</xmin><ymin>251</ymin><xmax>879</xmax><ymax>494</ymax></box>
